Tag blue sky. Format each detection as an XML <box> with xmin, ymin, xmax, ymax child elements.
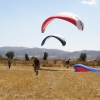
<box><xmin>0</xmin><ymin>0</ymin><xmax>100</xmax><ymax>52</ymax></box>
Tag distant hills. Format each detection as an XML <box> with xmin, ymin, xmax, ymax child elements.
<box><xmin>0</xmin><ymin>46</ymin><xmax>100</xmax><ymax>60</ymax></box>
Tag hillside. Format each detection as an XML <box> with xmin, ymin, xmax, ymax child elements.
<box><xmin>0</xmin><ymin>46</ymin><xmax>100</xmax><ymax>60</ymax></box>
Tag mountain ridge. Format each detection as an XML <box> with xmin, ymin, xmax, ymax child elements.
<box><xmin>0</xmin><ymin>46</ymin><xmax>100</xmax><ymax>60</ymax></box>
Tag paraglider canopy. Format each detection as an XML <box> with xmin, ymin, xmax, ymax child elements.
<box><xmin>41</xmin><ymin>12</ymin><xmax>84</xmax><ymax>33</ymax></box>
<box><xmin>41</xmin><ymin>34</ymin><xmax>66</xmax><ymax>46</ymax></box>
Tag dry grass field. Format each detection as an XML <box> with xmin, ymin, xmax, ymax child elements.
<box><xmin>0</xmin><ymin>60</ymin><xmax>100</xmax><ymax>100</ymax></box>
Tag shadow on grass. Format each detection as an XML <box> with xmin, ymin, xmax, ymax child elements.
<box><xmin>39</xmin><ymin>68</ymin><xmax>70</xmax><ymax>71</ymax></box>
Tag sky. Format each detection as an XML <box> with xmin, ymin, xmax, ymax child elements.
<box><xmin>0</xmin><ymin>0</ymin><xmax>100</xmax><ymax>52</ymax></box>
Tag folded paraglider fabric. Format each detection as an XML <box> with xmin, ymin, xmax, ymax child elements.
<box><xmin>74</xmin><ymin>64</ymin><xmax>100</xmax><ymax>72</ymax></box>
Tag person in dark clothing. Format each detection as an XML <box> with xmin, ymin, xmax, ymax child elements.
<box><xmin>66</xmin><ymin>59</ymin><xmax>70</xmax><ymax>68</ymax></box>
<box><xmin>32</xmin><ymin>57</ymin><xmax>40</xmax><ymax>75</ymax></box>
<box><xmin>8</xmin><ymin>58</ymin><xmax>11</xmax><ymax>68</ymax></box>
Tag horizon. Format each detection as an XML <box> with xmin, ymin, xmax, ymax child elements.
<box><xmin>0</xmin><ymin>46</ymin><xmax>100</xmax><ymax>52</ymax></box>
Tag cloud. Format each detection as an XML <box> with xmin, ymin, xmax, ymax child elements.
<box><xmin>81</xmin><ymin>0</ymin><xmax>99</xmax><ymax>6</ymax></box>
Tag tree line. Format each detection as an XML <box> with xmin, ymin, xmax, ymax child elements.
<box><xmin>0</xmin><ymin>51</ymin><xmax>49</xmax><ymax>61</ymax></box>
<box><xmin>0</xmin><ymin>51</ymin><xmax>98</xmax><ymax>62</ymax></box>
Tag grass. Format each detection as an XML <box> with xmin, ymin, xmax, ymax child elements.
<box><xmin>0</xmin><ymin>60</ymin><xmax>100</xmax><ymax>100</ymax></box>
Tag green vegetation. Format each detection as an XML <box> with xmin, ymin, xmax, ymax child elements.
<box><xmin>79</xmin><ymin>53</ymin><xmax>87</xmax><ymax>61</ymax></box>
<box><xmin>25</xmin><ymin>53</ymin><xmax>29</xmax><ymax>61</ymax></box>
<box><xmin>43</xmin><ymin>52</ymin><xmax>48</xmax><ymax>60</ymax></box>
<box><xmin>5</xmin><ymin>51</ymin><xmax>15</xmax><ymax>59</ymax></box>
<box><xmin>0</xmin><ymin>55</ymin><xmax>3</xmax><ymax>59</ymax></box>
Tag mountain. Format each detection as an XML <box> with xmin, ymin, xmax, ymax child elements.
<box><xmin>0</xmin><ymin>46</ymin><xmax>100</xmax><ymax>60</ymax></box>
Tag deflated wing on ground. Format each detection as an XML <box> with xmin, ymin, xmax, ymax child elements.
<box><xmin>41</xmin><ymin>12</ymin><xmax>84</xmax><ymax>33</ymax></box>
<box><xmin>41</xmin><ymin>34</ymin><xmax>66</xmax><ymax>46</ymax></box>
<box><xmin>74</xmin><ymin>64</ymin><xmax>100</xmax><ymax>72</ymax></box>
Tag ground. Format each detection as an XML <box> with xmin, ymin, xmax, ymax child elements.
<box><xmin>0</xmin><ymin>65</ymin><xmax>100</xmax><ymax>100</ymax></box>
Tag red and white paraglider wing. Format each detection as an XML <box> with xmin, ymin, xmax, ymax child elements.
<box><xmin>41</xmin><ymin>13</ymin><xmax>84</xmax><ymax>33</ymax></box>
<box><xmin>70</xmin><ymin>13</ymin><xmax>84</xmax><ymax>31</ymax></box>
<box><xmin>41</xmin><ymin>17</ymin><xmax>55</xmax><ymax>33</ymax></box>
